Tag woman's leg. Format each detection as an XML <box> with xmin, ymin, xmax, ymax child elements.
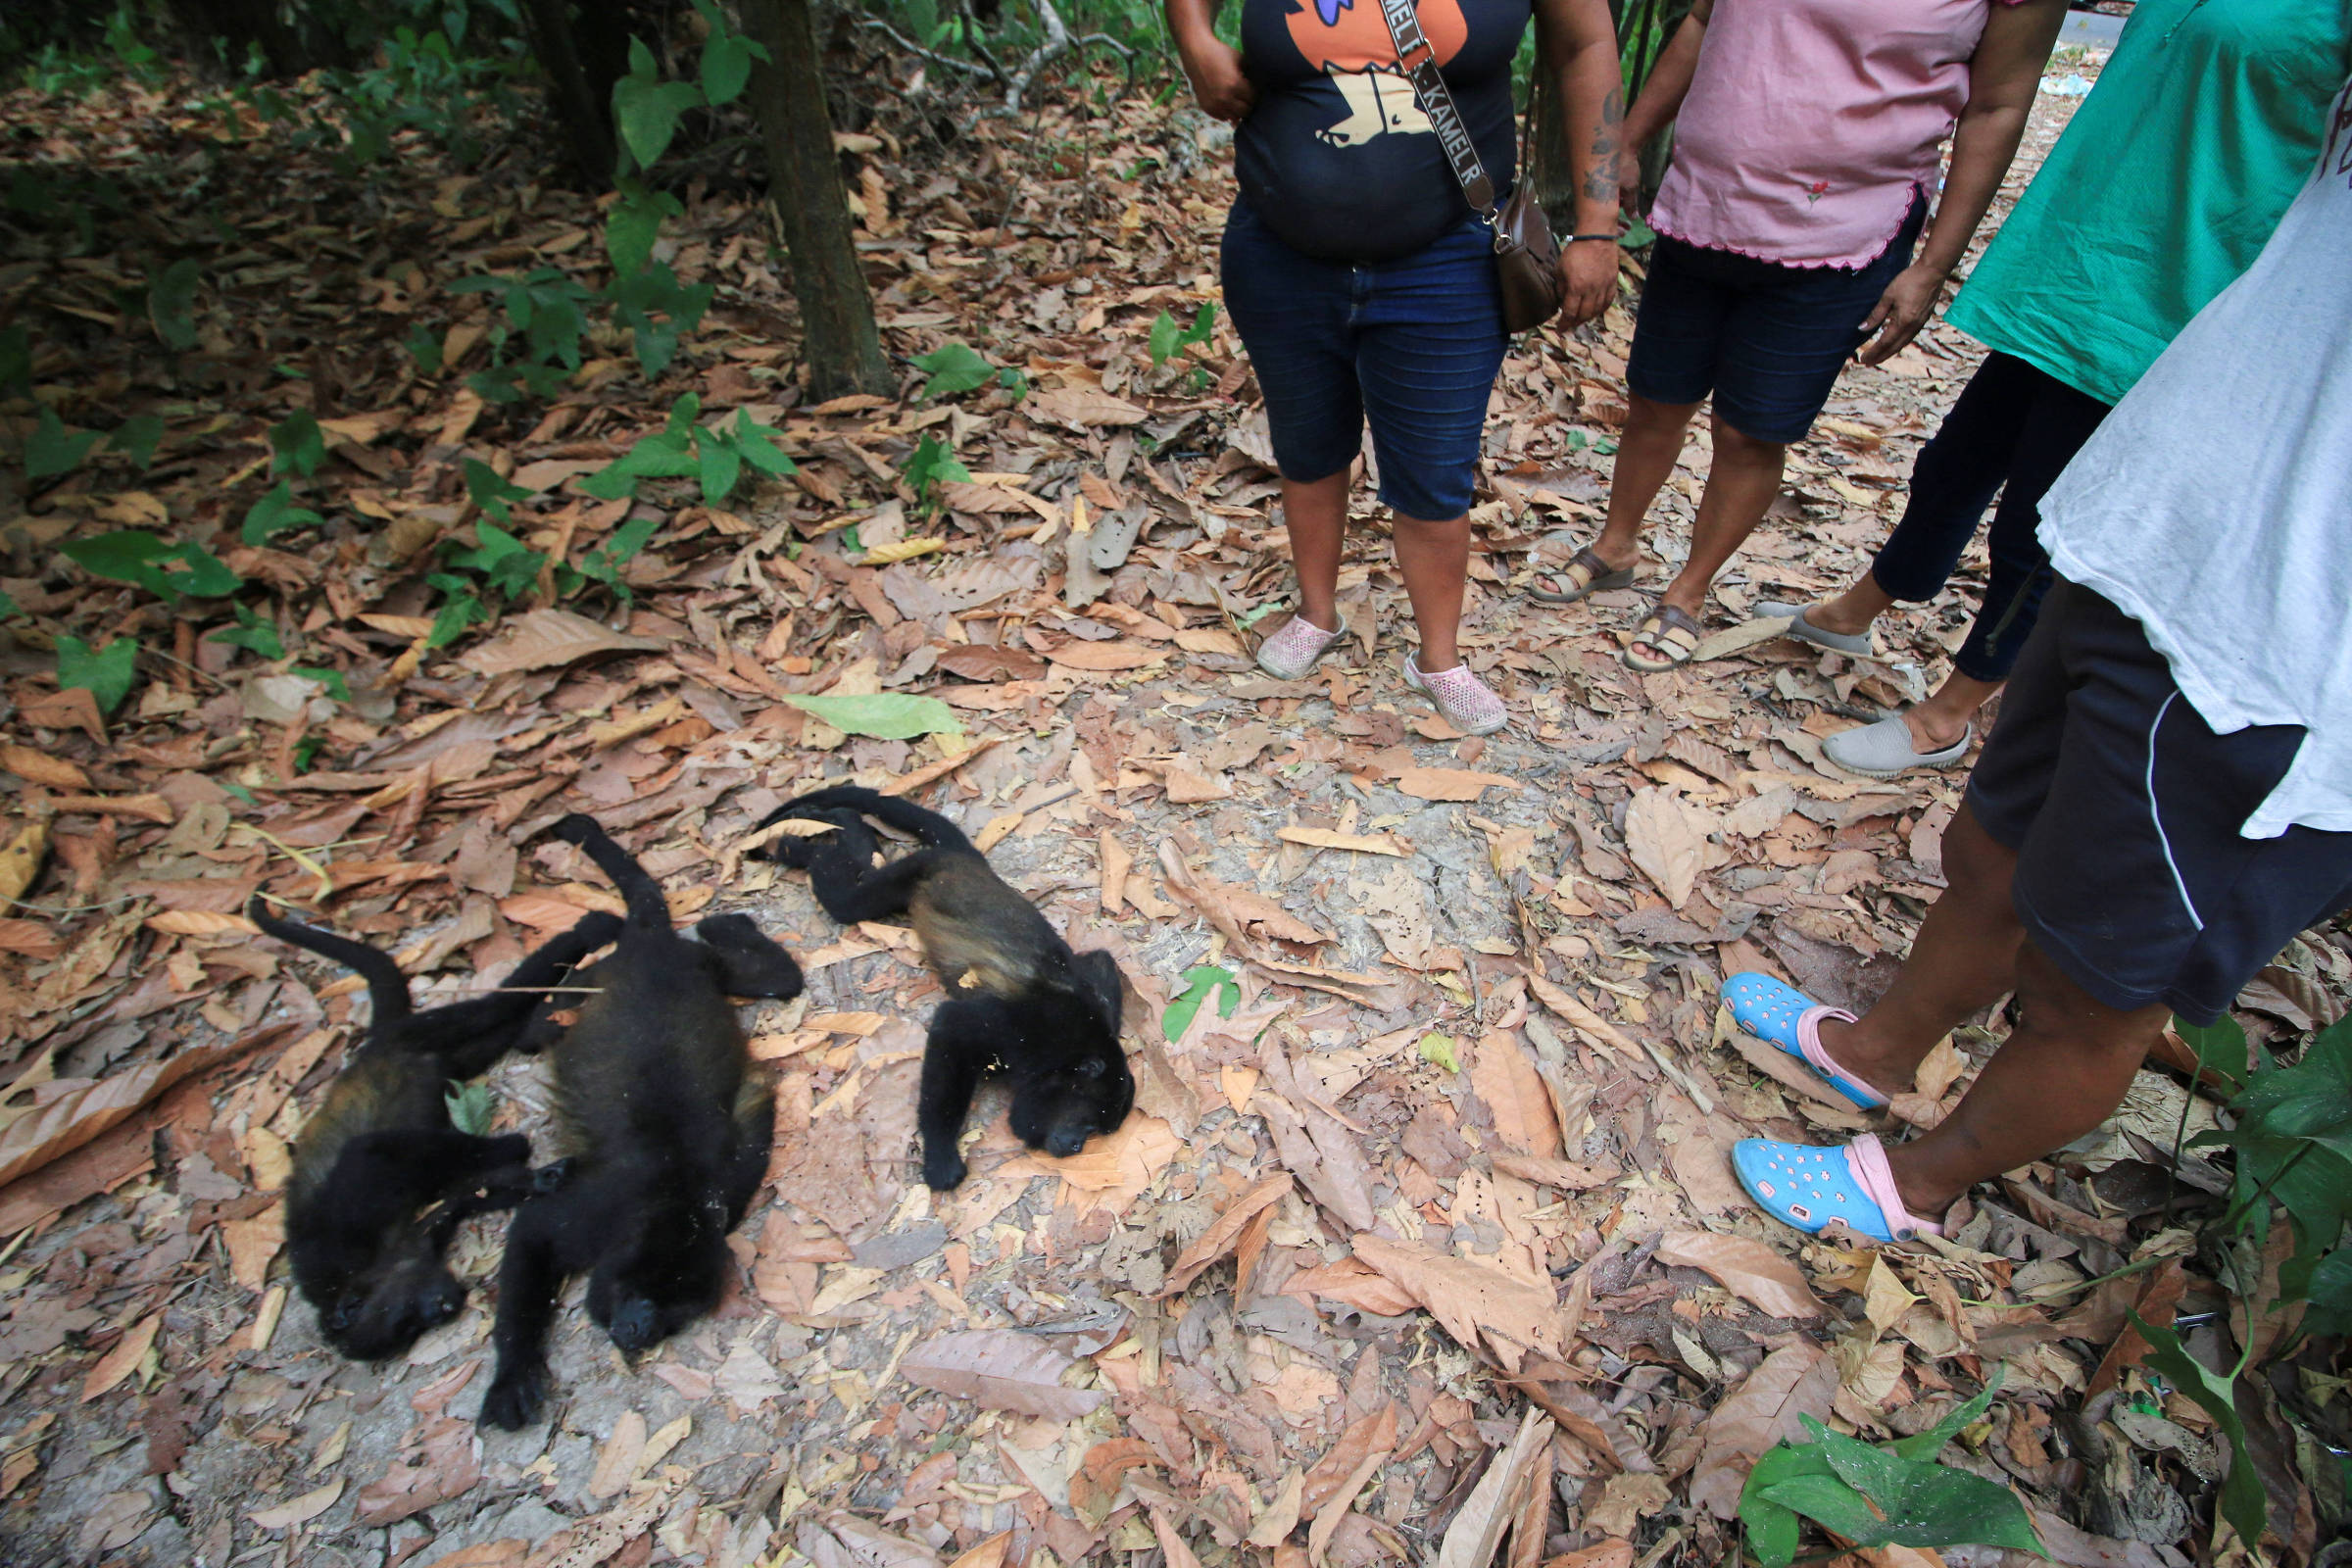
<box><xmin>1644</xmin><ymin>415</ymin><xmax>1788</xmax><ymax>637</ymax></box>
<box><xmin>1282</xmin><ymin>471</ymin><xmax>1351</xmax><ymax>633</ymax></box>
<box><xmin>1393</xmin><ymin>512</ymin><xmax>1471</xmax><ymax>669</ymax></box>
<box><xmin>1589</xmin><ymin>393</ymin><xmax>1702</xmax><ymax>576</ymax></box>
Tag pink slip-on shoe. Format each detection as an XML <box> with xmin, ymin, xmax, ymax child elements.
<box><xmin>1401</xmin><ymin>656</ymin><xmax>1507</xmax><ymax>736</ymax></box>
<box><xmin>1255</xmin><ymin>612</ymin><xmax>1345</xmax><ymax>681</ymax></box>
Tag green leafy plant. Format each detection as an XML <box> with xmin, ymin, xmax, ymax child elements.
<box><xmin>243</xmin><ymin>480</ymin><xmax>325</xmax><ymax>546</ymax></box>
<box><xmin>445</xmin><ymin>1081</ymin><xmax>496</xmax><ymax>1137</ymax></box>
<box><xmin>25</xmin><ymin>407</ymin><xmax>101</xmax><ymax>481</ymax></box>
<box><xmin>270</xmin><ymin>409</ymin><xmax>326</xmax><ymax>477</ymax></box>
<box><xmin>1418</xmin><ymin>1031</ymin><xmax>1460</xmax><ymax>1072</ymax></box>
<box><xmin>1739</xmin><ymin>1370</ymin><xmax>2041</xmax><ymax>1566</ymax></box>
<box><xmin>2131</xmin><ymin>1318</ymin><xmax>2268</xmax><ymax>1548</ymax></box>
<box><xmin>147</xmin><ymin>257</ymin><xmax>202</xmax><ymax>350</ymax></box>
<box><xmin>208</xmin><ymin>604</ymin><xmax>285</xmax><ymax>660</ymax></box>
<box><xmin>582</xmin><ymin>396</ymin><xmax>796</xmax><ymax>507</ymax></box>
<box><xmin>1149</xmin><ymin>302</ymin><xmax>1215</xmax><ymax>368</ymax></box>
<box><xmin>901</xmin><ymin>434</ymin><xmax>972</xmax><ymax>514</ymax></box>
<box><xmin>1161</xmin><ymin>964</ymin><xmax>1240</xmax><ymax>1043</ymax></box>
<box><xmin>108</xmin><ymin>413</ymin><xmax>164</xmax><ymax>470</ymax></box>
<box><xmin>64</xmin><ymin>530</ymin><xmax>242</xmax><ymax>600</ymax></box>
<box><xmin>604</xmin><ymin>9</ymin><xmax>767</xmax><ymax>281</ymax></box>
<box><xmin>778</xmin><ymin>693</ymin><xmax>964</xmax><ymax>741</ymax></box>
<box><xmin>54</xmin><ymin>636</ymin><xmax>138</xmax><ymax>713</ymax></box>
<box><xmin>573</xmin><ymin>514</ymin><xmax>662</xmax><ymax>603</ymax></box>
<box><xmin>913</xmin><ymin>340</ymin><xmax>996</xmax><ymax>400</ymax></box>
<box><xmin>449</xmin><ymin>268</ymin><xmax>601</xmax><ymax>403</ymax></box>
<box><xmin>0</xmin><ymin>325</ymin><xmax>30</xmax><ymax>395</ymax></box>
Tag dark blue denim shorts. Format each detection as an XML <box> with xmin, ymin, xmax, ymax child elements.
<box><xmin>1220</xmin><ymin>199</ymin><xmax>1508</xmax><ymax>520</ymax></box>
<box><xmin>1626</xmin><ymin>191</ymin><xmax>1927</xmax><ymax>443</ymax></box>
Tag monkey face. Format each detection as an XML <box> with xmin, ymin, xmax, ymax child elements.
<box><xmin>1010</xmin><ymin>1045</ymin><xmax>1136</xmax><ymax>1158</ymax></box>
<box><xmin>319</xmin><ymin>1253</ymin><xmax>466</xmax><ymax>1360</ymax></box>
<box><xmin>587</xmin><ymin>1208</ymin><xmax>726</xmax><ymax>1354</ymax></box>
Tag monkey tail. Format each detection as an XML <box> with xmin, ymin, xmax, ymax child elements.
<box><xmin>551</xmin><ymin>813</ymin><xmax>670</xmax><ymax>930</ymax></box>
<box><xmin>245</xmin><ymin>896</ymin><xmax>415</xmax><ymax>1024</ymax></box>
<box><xmin>753</xmin><ymin>786</ymin><xmax>977</xmax><ymax>856</ymax></box>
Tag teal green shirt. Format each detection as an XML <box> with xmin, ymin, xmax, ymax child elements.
<box><xmin>1946</xmin><ymin>0</ymin><xmax>2352</xmax><ymax>406</ymax></box>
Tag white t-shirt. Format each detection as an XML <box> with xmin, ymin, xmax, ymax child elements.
<box><xmin>2038</xmin><ymin>75</ymin><xmax>2352</xmax><ymax>840</ymax></box>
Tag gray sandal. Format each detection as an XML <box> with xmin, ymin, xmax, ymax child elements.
<box><xmin>1759</xmin><ymin>602</ymin><xmax>1874</xmax><ymax>659</ymax></box>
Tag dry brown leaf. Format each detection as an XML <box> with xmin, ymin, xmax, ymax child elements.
<box><xmin>1029</xmin><ymin>387</ymin><xmax>1149</xmax><ymax>427</ymax></box>
<box><xmin>1158</xmin><ymin>760</ymin><xmax>1232</xmax><ymax>804</ymax></box>
<box><xmin>1587</xmin><ymin>1471</ymin><xmax>1671</xmax><ymax>1538</ymax></box>
<box><xmin>46</xmin><ymin>793</ymin><xmax>174</xmax><ymax>824</ymax></box>
<box><xmin>0</xmin><ymin>747</ymin><xmax>87</xmax><ymax>790</ymax></box>
<box><xmin>0</xmin><ymin>1031</ymin><xmax>270</xmax><ymax>1189</ymax></box>
<box><xmin>1277</xmin><ymin>826</ymin><xmax>1409</xmax><ymax>858</ymax></box>
<box><xmin>144</xmin><ymin>909</ymin><xmax>260</xmax><ymax>938</ymax></box>
<box><xmin>1470</xmin><ymin>1032</ymin><xmax>1562</xmax><ymax>1159</ymax></box>
<box><xmin>1045</xmin><ymin>639</ymin><xmax>1167</xmax><ymax>672</ymax></box>
<box><xmin>249</xmin><ymin>1479</ymin><xmax>343</xmax><ymax>1531</ymax></box>
<box><xmin>1247</xmin><ymin>1470</ymin><xmax>1305</xmax><ymax>1548</ymax></box>
<box><xmin>1160</xmin><ymin>1173</ymin><xmax>1294</xmax><ymax>1297</ymax></box>
<box><xmin>1692</xmin><ymin>615</ymin><xmax>1796</xmax><ymax>662</ymax></box>
<box><xmin>1624</xmin><ymin>786</ymin><xmax>1706</xmax><ymax>908</ymax></box>
<box><xmin>587</xmin><ymin>1410</ymin><xmax>648</xmax><ymax>1498</ymax></box>
<box><xmin>946</xmin><ymin>1531</ymin><xmax>1012</xmax><ymax>1568</ymax></box>
<box><xmin>1099</xmin><ymin>832</ymin><xmax>1132</xmax><ymax>914</ymax></box>
<box><xmin>1655</xmin><ymin>1231</ymin><xmax>1825</xmax><ymax>1319</ymax></box>
<box><xmin>1491</xmin><ymin>1152</ymin><xmax>1619</xmax><ymax>1191</ymax></box>
<box><xmin>1306</xmin><ymin>1441</ymin><xmax>1391</xmax><ymax>1567</ymax></box>
<box><xmin>1350</xmin><ymin>1234</ymin><xmax>1560</xmax><ymax>1359</ymax></box>
<box><xmin>1286</xmin><ymin>1257</ymin><xmax>1420</xmax><ymax>1318</ymax></box>
<box><xmin>458</xmin><ymin>609</ymin><xmax>666</xmax><ymax>677</ymax></box>
<box><xmin>355</xmin><ymin>1414</ymin><xmax>482</xmax><ymax>1525</ymax></box>
<box><xmin>1148</xmin><ymin>1505</ymin><xmax>1205</xmax><ymax>1568</ymax></box>
<box><xmin>0</xmin><ymin>821</ymin><xmax>48</xmax><ymax>906</ymax></box>
<box><xmin>1433</xmin><ymin>1408</ymin><xmax>1552</xmax><ymax>1568</ymax></box>
<box><xmin>79</xmin><ymin>1313</ymin><xmax>159</xmax><ymax>1402</ymax></box>
<box><xmin>1524</xmin><ymin>971</ymin><xmax>1640</xmax><ymax>1059</ymax></box>
<box><xmin>1395</xmin><ymin>766</ymin><xmax>1518</xmax><ymax>802</ymax></box>
<box><xmin>419</xmin><ymin>1544</ymin><xmax>529</xmax><ymax>1568</ymax></box>
<box><xmin>1302</xmin><ymin>1405</ymin><xmax>1399</xmax><ymax>1515</ymax></box>
<box><xmin>1688</xmin><ymin>1343</ymin><xmax>1838</xmax><ymax>1519</ymax></box>
<box><xmin>899</xmin><ymin>1329</ymin><xmax>1107</xmax><ymax>1421</ymax></box>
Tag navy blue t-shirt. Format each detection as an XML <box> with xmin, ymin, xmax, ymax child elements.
<box><xmin>1235</xmin><ymin>0</ymin><xmax>1533</xmax><ymax>262</ymax></box>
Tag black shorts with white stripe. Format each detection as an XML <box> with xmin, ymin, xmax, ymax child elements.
<box><xmin>1965</xmin><ymin>579</ymin><xmax>2352</xmax><ymax>1024</ymax></box>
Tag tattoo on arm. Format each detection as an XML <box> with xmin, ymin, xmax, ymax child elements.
<box><xmin>1581</xmin><ymin>85</ymin><xmax>1624</xmax><ymax>202</ymax></box>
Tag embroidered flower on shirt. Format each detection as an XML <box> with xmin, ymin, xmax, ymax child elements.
<box><xmin>1805</xmin><ymin>179</ymin><xmax>1830</xmax><ymax>207</ymax></box>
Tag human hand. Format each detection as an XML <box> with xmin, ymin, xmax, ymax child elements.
<box><xmin>1179</xmin><ymin>37</ymin><xmax>1256</xmax><ymax>122</ymax></box>
<box><xmin>1856</xmin><ymin>262</ymin><xmax>1945</xmax><ymax>367</ymax></box>
<box><xmin>1557</xmin><ymin>236</ymin><xmax>1617</xmax><ymax>326</ymax></box>
<box><xmin>1615</xmin><ymin>142</ymin><xmax>1644</xmax><ymax>217</ymax></box>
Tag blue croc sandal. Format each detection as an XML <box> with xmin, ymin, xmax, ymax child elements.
<box><xmin>1734</xmin><ymin>1135</ymin><xmax>1944</xmax><ymax>1245</ymax></box>
<box><xmin>1722</xmin><ymin>972</ymin><xmax>1887</xmax><ymax>1110</ymax></box>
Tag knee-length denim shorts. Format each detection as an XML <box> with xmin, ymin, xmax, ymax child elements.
<box><xmin>1220</xmin><ymin>199</ymin><xmax>1509</xmax><ymax>521</ymax></box>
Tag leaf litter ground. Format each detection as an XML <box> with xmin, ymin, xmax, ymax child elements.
<box><xmin>3</xmin><ymin>47</ymin><xmax>2348</xmax><ymax>1568</ymax></box>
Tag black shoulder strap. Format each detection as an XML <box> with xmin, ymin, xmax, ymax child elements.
<box><xmin>1375</xmin><ymin>0</ymin><xmax>1497</xmax><ymax>217</ymax></box>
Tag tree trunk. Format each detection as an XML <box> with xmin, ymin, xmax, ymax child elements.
<box><xmin>739</xmin><ymin>0</ymin><xmax>895</xmax><ymax>402</ymax></box>
<box><xmin>516</xmin><ymin>0</ymin><xmax>618</xmax><ymax>189</ymax></box>
<box><xmin>1524</xmin><ymin>71</ymin><xmax>1578</xmax><ymax>225</ymax></box>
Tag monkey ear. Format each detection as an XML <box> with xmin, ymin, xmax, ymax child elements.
<box><xmin>1078</xmin><ymin>1056</ymin><xmax>1105</xmax><ymax>1078</ymax></box>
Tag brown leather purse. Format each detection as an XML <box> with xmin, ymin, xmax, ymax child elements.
<box><xmin>1376</xmin><ymin>0</ymin><xmax>1564</xmax><ymax>332</ymax></box>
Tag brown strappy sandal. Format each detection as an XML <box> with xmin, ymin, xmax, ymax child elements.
<box><xmin>1527</xmin><ymin>546</ymin><xmax>1637</xmax><ymax>605</ymax></box>
<box><xmin>1624</xmin><ymin>605</ymin><xmax>1703</xmax><ymax>672</ymax></box>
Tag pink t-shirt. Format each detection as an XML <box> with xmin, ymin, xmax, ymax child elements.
<box><xmin>1650</xmin><ymin>0</ymin><xmax>2019</xmax><ymax>269</ymax></box>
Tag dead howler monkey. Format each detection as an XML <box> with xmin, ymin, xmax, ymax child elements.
<box><xmin>250</xmin><ymin>898</ymin><xmax>622</xmax><ymax>1361</ymax></box>
<box><xmin>752</xmin><ymin>786</ymin><xmax>1134</xmax><ymax>1191</ymax></box>
<box><xmin>478</xmin><ymin>813</ymin><xmax>804</xmax><ymax>1430</ymax></box>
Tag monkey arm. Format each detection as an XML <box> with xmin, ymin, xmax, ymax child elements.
<box><xmin>480</xmin><ymin>1195</ymin><xmax>578</xmax><ymax>1429</ymax></box>
<box><xmin>917</xmin><ymin>1001</ymin><xmax>996</xmax><ymax>1191</ymax></box>
<box><xmin>693</xmin><ymin>914</ymin><xmax>805</xmax><ymax>1001</ymax></box>
<box><xmin>420</xmin><ymin>910</ymin><xmax>624</xmax><ymax>1077</ymax></box>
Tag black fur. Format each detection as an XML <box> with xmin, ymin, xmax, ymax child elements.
<box><xmin>251</xmin><ymin>898</ymin><xmax>621</xmax><ymax>1361</ymax></box>
<box><xmin>752</xmin><ymin>785</ymin><xmax>1134</xmax><ymax>1191</ymax></box>
<box><xmin>478</xmin><ymin>814</ymin><xmax>803</xmax><ymax>1430</ymax></box>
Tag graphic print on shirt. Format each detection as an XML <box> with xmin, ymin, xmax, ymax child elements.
<box><xmin>1283</xmin><ymin>0</ymin><xmax>1468</xmax><ymax>148</ymax></box>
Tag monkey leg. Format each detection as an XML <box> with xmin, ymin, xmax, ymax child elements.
<box><xmin>719</xmin><ymin>1079</ymin><xmax>778</xmax><ymax>1228</ymax></box>
<box><xmin>693</xmin><ymin>914</ymin><xmax>805</xmax><ymax>1001</ymax></box>
<box><xmin>480</xmin><ymin>1193</ymin><xmax>587</xmax><ymax>1430</ymax></box>
<box><xmin>807</xmin><ymin>845</ymin><xmax>961</xmax><ymax>928</ymax></box>
<box><xmin>916</xmin><ymin>1004</ymin><xmax>993</xmax><ymax>1191</ymax></box>
<box><xmin>422</xmin><ymin>911</ymin><xmax>625</xmax><ymax>1077</ymax></box>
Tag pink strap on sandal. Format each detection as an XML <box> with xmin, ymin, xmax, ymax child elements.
<box><xmin>1844</xmin><ymin>1135</ymin><xmax>1943</xmax><ymax>1242</ymax></box>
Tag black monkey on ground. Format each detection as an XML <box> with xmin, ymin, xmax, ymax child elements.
<box><xmin>249</xmin><ymin>897</ymin><xmax>622</xmax><ymax>1361</ymax></box>
<box><xmin>751</xmin><ymin>785</ymin><xmax>1134</xmax><ymax>1191</ymax></box>
<box><xmin>478</xmin><ymin>813</ymin><xmax>803</xmax><ymax>1430</ymax></box>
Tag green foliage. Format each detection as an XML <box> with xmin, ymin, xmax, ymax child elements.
<box><xmin>1162</xmin><ymin>964</ymin><xmax>1240</xmax><ymax>1043</ymax></box>
<box><xmin>209</xmin><ymin>604</ymin><xmax>285</xmax><ymax>660</ymax></box>
<box><xmin>691</xmin><ymin>0</ymin><xmax>767</xmax><ymax>103</ymax></box>
<box><xmin>1149</xmin><ymin>303</ymin><xmax>1215</xmax><ymax>368</ymax></box>
<box><xmin>450</xmin><ymin>268</ymin><xmax>600</xmax><ymax>403</ymax></box>
<box><xmin>243</xmin><ymin>479</ymin><xmax>325</xmax><ymax>546</ymax></box>
<box><xmin>582</xmin><ymin>397</ymin><xmax>795</xmax><ymax>507</ymax></box>
<box><xmin>913</xmin><ymin>340</ymin><xmax>996</xmax><ymax>400</ymax></box>
<box><xmin>573</xmin><ymin>514</ymin><xmax>662</xmax><ymax>603</ymax></box>
<box><xmin>900</xmin><ymin>434</ymin><xmax>972</xmax><ymax>514</ymax></box>
<box><xmin>2132</xmin><ymin>1318</ymin><xmax>2269</xmax><ymax>1548</ymax></box>
<box><xmin>54</xmin><ymin>636</ymin><xmax>138</xmax><ymax>713</ymax></box>
<box><xmin>292</xmin><ymin>665</ymin><xmax>352</xmax><ymax>704</ymax></box>
<box><xmin>1740</xmin><ymin>1372</ymin><xmax>2040</xmax><ymax>1567</ymax></box>
<box><xmin>444</xmin><ymin>1081</ymin><xmax>495</xmax><ymax>1137</ymax></box>
<box><xmin>25</xmin><ymin>407</ymin><xmax>102</xmax><ymax>481</ymax></box>
<box><xmin>64</xmin><ymin>530</ymin><xmax>242</xmax><ymax>600</ymax></box>
<box><xmin>463</xmin><ymin>457</ymin><xmax>531</xmax><ymax>524</ymax></box>
<box><xmin>607</xmin><ymin>262</ymin><xmax>713</xmax><ymax>375</ymax></box>
<box><xmin>108</xmin><ymin>413</ymin><xmax>165</xmax><ymax>469</ymax></box>
<box><xmin>778</xmin><ymin>693</ymin><xmax>964</xmax><ymax>741</ymax></box>
<box><xmin>270</xmin><ymin>410</ymin><xmax>326</xmax><ymax>477</ymax></box>
<box><xmin>613</xmin><ymin>38</ymin><xmax>708</xmax><ymax>171</ymax></box>
<box><xmin>147</xmin><ymin>257</ymin><xmax>202</xmax><ymax>350</ymax></box>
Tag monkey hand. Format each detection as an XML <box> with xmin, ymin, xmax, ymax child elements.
<box><xmin>480</xmin><ymin>1362</ymin><xmax>547</xmax><ymax>1430</ymax></box>
<box><xmin>922</xmin><ymin>1146</ymin><xmax>968</xmax><ymax>1192</ymax></box>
